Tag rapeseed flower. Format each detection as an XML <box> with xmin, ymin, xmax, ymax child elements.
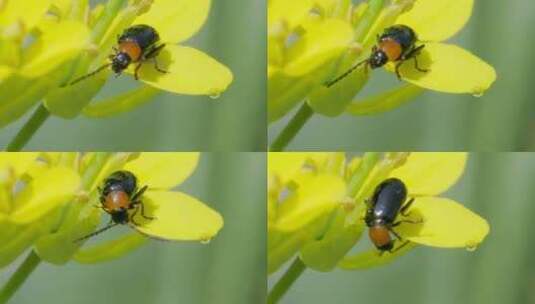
<box><xmin>268</xmin><ymin>152</ymin><xmax>489</xmax><ymax>274</ymax></box>
<box><xmin>0</xmin><ymin>0</ymin><xmax>232</xmax><ymax>145</ymax></box>
<box><xmin>268</xmin><ymin>0</ymin><xmax>496</xmax><ymax>133</ymax></box>
<box><xmin>0</xmin><ymin>152</ymin><xmax>223</xmax><ymax>268</ymax></box>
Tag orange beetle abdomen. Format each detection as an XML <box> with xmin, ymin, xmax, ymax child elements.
<box><xmin>119</xmin><ymin>41</ymin><xmax>142</xmax><ymax>62</ymax></box>
<box><xmin>378</xmin><ymin>38</ymin><xmax>402</xmax><ymax>62</ymax></box>
<box><xmin>369</xmin><ymin>225</ymin><xmax>392</xmax><ymax>248</ymax></box>
<box><xmin>104</xmin><ymin>191</ymin><xmax>131</xmax><ymax>211</ymax></box>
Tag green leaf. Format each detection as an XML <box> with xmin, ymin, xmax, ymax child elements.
<box><xmin>268</xmin><ymin>227</ymin><xmax>310</xmax><ymax>274</ymax></box>
<box><xmin>346</xmin><ymin>84</ymin><xmax>424</xmax><ymax>115</ymax></box>
<box><xmin>35</xmin><ymin>205</ymin><xmax>101</xmax><ymax>265</ymax></box>
<box><xmin>338</xmin><ymin>242</ymin><xmax>416</xmax><ymax>270</ymax></box>
<box><xmin>300</xmin><ymin>209</ymin><xmax>364</xmax><ymax>272</ymax></box>
<box><xmin>268</xmin><ymin>72</ymin><xmax>316</xmax><ymax>123</ymax></box>
<box><xmin>0</xmin><ymin>224</ymin><xmax>44</xmax><ymax>268</ymax></box>
<box><xmin>74</xmin><ymin>233</ymin><xmax>147</xmax><ymax>263</ymax></box>
<box><xmin>44</xmin><ymin>58</ymin><xmax>108</xmax><ymax>118</ymax></box>
<box><xmin>0</xmin><ymin>76</ymin><xmax>55</xmax><ymax>127</ymax></box>
<box><xmin>308</xmin><ymin>65</ymin><xmax>369</xmax><ymax>116</ymax></box>
<box><xmin>83</xmin><ymin>85</ymin><xmax>160</xmax><ymax>117</ymax></box>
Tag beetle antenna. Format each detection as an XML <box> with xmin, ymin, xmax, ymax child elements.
<box><xmin>66</xmin><ymin>63</ymin><xmax>112</xmax><ymax>86</ymax></box>
<box><xmin>325</xmin><ymin>59</ymin><xmax>368</xmax><ymax>88</ymax></box>
<box><xmin>73</xmin><ymin>222</ymin><xmax>119</xmax><ymax>243</ymax></box>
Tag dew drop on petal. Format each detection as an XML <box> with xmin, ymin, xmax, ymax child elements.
<box><xmin>471</xmin><ymin>86</ymin><xmax>485</xmax><ymax>97</ymax></box>
<box><xmin>465</xmin><ymin>240</ymin><xmax>479</xmax><ymax>252</ymax></box>
<box><xmin>208</xmin><ymin>89</ymin><xmax>222</xmax><ymax>99</ymax></box>
<box><xmin>200</xmin><ymin>234</ymin><xmax>213</xmax><ymax>244</ymax></box>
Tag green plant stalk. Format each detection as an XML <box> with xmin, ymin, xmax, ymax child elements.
<box><xmin>90</xmin><ymin>0</ymin><xmax>128</xmax><ymax>42</ymax></box>
<box><xmin>0</xmin><ymin>251</ymin><xmax>41</xmax><ymax>304</ymax></box>
<box><xmin>6</xmin><ymin>105</ymin><xmax>50</xmax><ymax>151</ymax></box>
<box><xmin>267</xmin><ymin>258</ymin><xmax>306</xmax><ymax>304</ymax></box>
<box><xmin>354</xmin><ymin>0</ymin><xmax>385</xmax><ymax>42</ymax></box>
<box><xmin>346</xmin><ymin>152</ymin><xmax>380</xmax><ymax>197</ymax></box>
<box><xmin>270</xmin><ymin>103</ymin><xmax>314</xmax><ymax>151</ymax></box>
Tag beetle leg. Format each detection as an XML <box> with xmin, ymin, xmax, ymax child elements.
<box><xmin>394</xmin><ymin>61</ymin><xmax>404</xmax><ymax>80</ymax></box>
<box><xmin>145</xmin><ymin>44</ymin><xmax>166</xmax><ymax>59</ymax></box>
<box><xmin>389</xmin><ymin>240</ymin><xmax>410</xmax><ymax>253</ymax></box>
<box><xmin>400</xmin><ymin>197</ymin><xmax>415</xmax><ymax>216</ymax></box>
<box><xmin>131</xmin><ymin>185</ymin><xmax>148</xmax><ymax>202</ymax></box>
<box><xmin>152</xmin><ymin>58</ymin><xmax>168</xmax><ymax>74</ymax></box>
<box><xmin>134</xmin><ymin>63</ymin><xmax>142</xmax><ymax>80</ymax></box>
<box><xmin>392</xmin><ymin>219</ymin><xmax>422</xmax><ymax>227</ymax></box>
<box><xmin>130</xmin><ymin>205</ymin><xmax>141</xmax><ymax>226</ymax></box>
<box><xmin>406</xmin><ymin>45</ymin><xmax>428</xmax><ymax>73</ymax></box>
<box><xmin>389</xmin><ymin>228</ymin><xmax>403</xmax><ymax>240</ymax></box>
<box><xmin>144</xmin><ymin>44</ymin><xmax>167</xmax><ymax>74</ymax></box>
<box><xmin>139</xmin><ymin>202</ymin><xmax>156</xmax><ymax>220</ymax></box>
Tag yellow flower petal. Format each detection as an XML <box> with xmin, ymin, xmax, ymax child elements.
<box><xmin>50</xmin><ymin>0</ymin><xmax>72</xmax><ymax>18</ymax></box>
<box><xmin>389</xmin><ymin>152</ymin><xmax>467</xmax><ymax>196</ymax></box>
<box><xmin>0</xmin><ymin>0</ymin><xmax>51</xmax><ymax>31</ymax></box>
<box><xmin>396</xmin><ymin>197</ymin><xmax>489</xmax><ymax>248</ymax></box>
<box><xmin>396</xmin><ymin>0</ymin><xmax>474</xmax><ymax>41</ymax></box>
<box><xmin>268</xmin><ymin>0</ymin><xmax>313</xmax><ymax>32</ymax></box>
<box><xmin>275</xmin><ymin>173</ymin><xmax>346</xmax><ymax>231</ymax></box>
<box><xmin>0</xmin><ymin>152</ymin><xmax>39</xmax><ymax>176</ymax></box>
<box><xmin>0</xmin><ymin>66</ymin><xmax>13</xmax><ymax>82</ymax></box>
<box><xmin>387</xmin><ymin>42</ymin><xmax>496</xmax><ymax>95</ymax></box>
<box><xmin>133</xmin><ymin>191</ymin><xmax>223</xmax><ymax>241</ymax></box>
<box><xmin>74</xmin><ymin>233</ymin><xmax>147</xmax><ymax>264</ymax></box>
<box><xmin>133</xmin><ymin>0</ymin><xmax>210</xmax><ymax>44</ymax></box>
<box><xmin>19</xmin><ymin>20</ymin><xmax>90</xmax><ymax>77</ymax></box>
<box><xmin>124</xmin><ymin>152</ymin><xmax>199</xmax><ymax>190</ymax></box>
<box><xmin>268</xmin><ymin>152</ymin><xmax>315</xmax><ymax>184</ymax></box>
<box><xmin>10</xmin><ymin>167</ymin><xmax>80</xmax><ymax>224</ymax></box>
<box><xmin>131</xmin><ymin>45</ymin><xmax>233</xmax><ymax>96</ymax></box>
<box><xmin>283</xmin><ymin>19</ymin><xmax>354</xmax><ymax>76</ymax></box>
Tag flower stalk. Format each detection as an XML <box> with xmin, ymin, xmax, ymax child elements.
<box><xmin>0</xmin><ymin>251</ymin><xmax>41</xmax><ymax>304</ymax></box>
<box><xmin>267</xmin><ymin>257</ymin><xmax>306</xmax><ymax>304</ymax></box>
<box><xmin>6</xmin><ymin>105</ymin><xmax>50</xmax><ymax>152</ymax></box>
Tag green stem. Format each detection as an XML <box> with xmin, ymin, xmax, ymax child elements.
<box><xmin>6</xmin><ymin>105</ymin><xmax>50</xmax><ymax>151</ymax></box>
<box><xmin>270</xmin><ymin>103</ymin><xmax>313</xmax><ymax>151</ymax></box>
<box><xmin>346</xmin><ymin>152</ymin><xmax>380</xmax><ymax>197</ymax></box>
<box><xmin>354</xmin><ymin>0</ymin><xmax>385</xmax><ymax>42</ymax></box>
<box><xmin>0</xmin><ymin>251</ymin><xmax>41</xmax><ymax>304</ymax></box>
<box><xmin>267</xmin><ymin>258</ymin><xmax>306</xmax><ymax>304</ymax></box>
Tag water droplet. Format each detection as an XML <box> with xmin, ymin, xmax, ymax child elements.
<box><xmin>465</xmin><ymin>241</ymin><xmax>478</xmax><ymax>251</ymax></box>
<box><xmin>471</xmin><ymin>87</ymin><xmax>485</xmax><ymax>97</ymax></box>
<box><xmin>209</xmin><ymin>93</ymin><xmax>221</xmax><ymax>100</ymax></box>
<box><xmin>200</xmin><ymin>237</ymin><xmax>212</xmax><ymax>244</ymax></box>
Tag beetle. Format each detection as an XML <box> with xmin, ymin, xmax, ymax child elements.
<box><xmin>75</xmin><ymin>170</ymin><xmax>155</xmax><ymax>242</ymax></box>
<box><xmin>326</xmin><ymin>24</ymin><xmax>428</xmax><ymax>87</ymax></box>
<box><xmin>68</xmin><ymin>24</ymin><xmax>167</xmax><ymax>86</ymax></box>
<box><xmin>364</xmin><ymin>177</ymin><xmax>421</xmax><ymax>253</ymax></box>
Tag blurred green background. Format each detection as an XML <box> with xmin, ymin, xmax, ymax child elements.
<box><xmin>269</xmin><ymin>153</ymin><xmax>535</xmax><ymax>304</ymax></box>
<box><xmin>0</xmin><ymin>0</ymin><xmax>266</xmax><ymax>151</ymax></box>
<box><xmin>269</xmin><ymin>1</ymin><xmax>535</xmax><ymax>151</ymax></box>
<box><xmin>1</xmin><ymin>153</ymin><xmax>266</xmax><ymax>304</ymax></box>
